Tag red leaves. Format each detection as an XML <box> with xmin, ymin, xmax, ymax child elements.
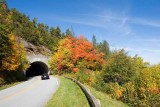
<box><xmin>66</xmin><ymin>36</ymin><xmax>105</xmax><ymax>70</ymax></box>
<box><xmin>72</xmin><ymin>67</ymin><xmax>79</xmax><ymax>73</ymax></box>
<box><xmin>50</xmin><ymin>35</ymin><xmax>105</xmax><ymax>74</ymax></box>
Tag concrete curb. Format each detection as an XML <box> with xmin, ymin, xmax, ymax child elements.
<box><xmin>64</xmin><ymin>76</ymin><xmax>101</xmax><ymax>107</ymax></box>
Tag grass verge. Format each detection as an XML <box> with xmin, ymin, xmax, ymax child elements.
<box><xmin>86</xmin><ymin>86</ymin><xmax>128</xmax><ymax>107</ymax></box>
<box><xmin>45</xmin><ymin>76</ymin><xmax>90</xmax><ymax>107</ymax></box>
<box><xmin>0</xmin><ymin>82</ymin><xmax>20</xmax><ymax>91</ymax></box>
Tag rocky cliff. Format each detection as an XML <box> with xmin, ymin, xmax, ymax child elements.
<box><xmin>17</xmin><ymin>37</ymin><xmax>51</xmax><ymax>56</ymax></box>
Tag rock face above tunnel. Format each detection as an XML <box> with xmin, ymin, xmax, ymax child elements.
<box><xmin>17</xmin><ymin>37</ymin><xmax>51</xmax><ymax>56</ymax></box>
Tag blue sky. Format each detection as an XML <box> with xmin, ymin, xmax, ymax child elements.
<box><xmin>7</xmin><ymin>0</ymin><xmax>160</xmax><ymax>64</ymax></box>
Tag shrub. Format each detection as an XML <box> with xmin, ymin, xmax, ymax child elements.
<box><xmin>75</xmin><ymin>69</ymin><xmax>90</xmax><ymax>84</ymax></box>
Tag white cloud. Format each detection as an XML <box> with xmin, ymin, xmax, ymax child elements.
<box><xmin>52</xmin><ymin>12</ymin><xmax>132</xmax><ymax>37</ymax></box>
<box><xmin>129</xmin><ymin>18</ymin><xmax>160</xmax><ymax>28</ymax></box>
<box><xmin>78</xmin><ymin>13</ymin><xmax>160</xmax><ymax>28</ymax></box>
<box><xmin>54</xmin><ymin>17</ymin><xmax>106</xmax><ymax>28</ymax></box>
<box><xmin>135</xmin><ymin>39</ymin><xmax>160</xmax><ymax>42</ymax></box>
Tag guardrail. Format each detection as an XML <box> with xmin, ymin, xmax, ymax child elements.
<box><xmin>64</xmin><ymin>76</ymin><xmax>101</xmax><ymax>107</ymax></box>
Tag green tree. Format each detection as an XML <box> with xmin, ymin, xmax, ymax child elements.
<box><xmin>92</xmin><ymin>35</ymin><xmax>97</xmax><ymax>47</ymax></box>
<box><xmin>32</xmin><ymin>18</ymin><xmax>37</xmax><ymax>27</ymax></box>
<box><xmin>65</xmin><ymin>26</ymin><xmax>75</xmax><ymax>37</ymax></box>
<box><xmin>97</xmin><ymin>40</ymin><xmax>110</xmax><ymax>59</ymax></box>
<box><xmin>54</xmin><ymin>26</ymin><xmax>61</xmax><ymax>38</ymax></box>
<box><xmin>0</xmin><ymin>25</ymin><xmax>12</xmax><ymax>63</ymax></box>
<box><xmin>66</xmin><ymin>28</ymin><xmax>72</xmax><ymax>36</ymax></box>
<box><xmin>102</xmin><ymin>49</ymin><xmax>136</xmax><ymax>85</ymax></box>
<box><xmin>50</xmin><ymin>27</ymin><xmax>55</xmax><ymax>36</ymax></box>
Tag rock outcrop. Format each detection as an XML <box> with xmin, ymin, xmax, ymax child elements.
<box><xmin>17</xmin><ymin>37</ymin><xmax>51</xmax><ymax>56</ymax></box>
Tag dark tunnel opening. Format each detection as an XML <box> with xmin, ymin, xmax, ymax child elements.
<box><xmin>26</xmin><ymin>61</ymin><xmax>49</xmax><ymax>77</ymax></box>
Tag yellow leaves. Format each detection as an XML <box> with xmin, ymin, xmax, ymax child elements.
<box><xmin>136</xmin><ymin>66</ymin><xmax>160</xmax><ymax>96</ymax></box>
<box><xmin>105</xmin><ymin>82</ymin><xmax>123</xmax><ymax>99</ymax></box>
<box><xmin>87</xmin><ymin>72</ymin><xmax>96</xmax><ymax>85</ymax></box>
<box><xmin>0</xmin><ymin>34</ymin><xmax>29</xmax><ymax>71</ymax></box>
<box><xmin>1</xmin><ymin>55</ymin><xmax>20</xmax><ymax>71</ymax></box>
<box><xmin>147</xmin><ymin>86</ymin><xmax>159</xmax><ymax>94</ymax></box>
<box><xmin>1</xmin><ymin>34</ymin><xmax>20</xmax><ymax>71</ymax></box>
<box><xmin>19</xmin><ymin>43</ymin><xmax>30</xmax><ymax>70</ymax></box>
<box><xmin>113</xmin><ymin>83</ymin><xmax>123</xmax><ymax>99</ymax></box>
<box><xmin>50</xmin><ymin>38</ymin><xmax>73</xmax><ymax>73</ymax></box>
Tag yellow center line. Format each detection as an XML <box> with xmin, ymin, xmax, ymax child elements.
<box><xmin>0</xmin><ymin>77</ymin><xmax>41</xmax><ymax>103</ymax></box>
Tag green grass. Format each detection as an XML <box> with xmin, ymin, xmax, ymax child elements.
<box><xmin>86</xmin><ymin>86</ymin><xmax>128</xmax><ymax>107</ymax></box>
<box><xmin>45</xmin><ymin>77</ymin><xmax>90</xmax><ymax>107</ymax></box>
<box><xmin>0</xmin><ymin>82</ymin><xmax>20</xmax><ymax>91</ymax></box>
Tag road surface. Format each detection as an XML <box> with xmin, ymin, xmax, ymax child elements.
<box><xmin>0</xmin><ymin>76</ymin><xmax>59</xmax><ymax>107</ymax></box>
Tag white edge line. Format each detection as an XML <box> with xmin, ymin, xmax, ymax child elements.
<box><xmin>56</xmin><ymin>80</ymin><xmax>59</xmax><ymax>85</ymax></box>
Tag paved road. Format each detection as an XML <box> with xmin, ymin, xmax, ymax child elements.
<box><xmin>0</xmin><ymin>76</ymin><xmax>59</xmax><ymax>107</ymax></box>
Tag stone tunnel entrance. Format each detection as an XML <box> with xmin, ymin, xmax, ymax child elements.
<box><xmin>26</xmin><ymin>61</ymin><xmax>49</xmax><ymax>77</ymax></box>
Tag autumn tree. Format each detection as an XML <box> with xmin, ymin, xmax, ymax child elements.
<box><xmin>1</xmin><ymin>34</ymin><xmax>20</xmax><ymax>71</ymax></box>
<box><xmin>0</xmin><ymin>34</ymin><xmax>29</xmax><ymax>83</ymax></box>
<box><xmin>71</xmin><ymin>36</ymin><xmax>105</xmax><ymax>70</ymax></box>
<box><xmin>49</xmin><ymin>38</ymin><xmax>73</xmax><ymax>74</ymax></box>
<box><xmin>50</xmin><ymin>36</ymin><xmax>105</xmax><ymax>75</ymax></box>
<box><xmin>133</xmin><ymin>66</ymin><xmax>160</xmax><ymax>107</ymax></box>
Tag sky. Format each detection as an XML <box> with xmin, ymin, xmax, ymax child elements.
<box><xmin>6</xmin><ymin>0</ymin><xmax>160</xmax><ymax>64</ymax></box>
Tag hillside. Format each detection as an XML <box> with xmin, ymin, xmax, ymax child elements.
<box><xmin>0</xmin><ymin>1</ymin><xmax>73</xmax><ymax>51</ymax></box>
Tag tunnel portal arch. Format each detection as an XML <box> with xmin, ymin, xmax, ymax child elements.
<box><xmin>26</xmin><ymin>61</ymin><xmax>49</xmax><ymax>77</ymax></box>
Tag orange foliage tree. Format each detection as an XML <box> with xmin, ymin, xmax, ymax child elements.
<box><xmin>50</xmin><ymin>36</ymin><xmax>105</xmax><ymax>75</ymax></box>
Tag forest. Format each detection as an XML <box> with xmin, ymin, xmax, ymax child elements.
<box><xmin>0</xmin><ymin>1</ymin><xmax>160</xmax><ymax>107</ymax></box>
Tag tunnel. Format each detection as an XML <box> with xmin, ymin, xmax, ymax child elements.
<box><xmin>26</xmin><ymin>61</ymin><xmax>49</xmax><ymax>77</ymax></box>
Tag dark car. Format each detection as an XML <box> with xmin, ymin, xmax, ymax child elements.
<box><xmin>41</xmin><ymin>73</ymin><xmax>50</xmax><ymax>80</ymax></box>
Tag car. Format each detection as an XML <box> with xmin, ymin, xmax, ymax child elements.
<box><xmin>41</xmin><ymin>73</ymin><xmax>50</xmax><ymax>80</ymax></box>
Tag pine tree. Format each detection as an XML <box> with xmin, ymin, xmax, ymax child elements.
<box><xmin>92</xmin><ymin>35</ymin><xmax>97</xmax><ymax>47</ymax></box>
